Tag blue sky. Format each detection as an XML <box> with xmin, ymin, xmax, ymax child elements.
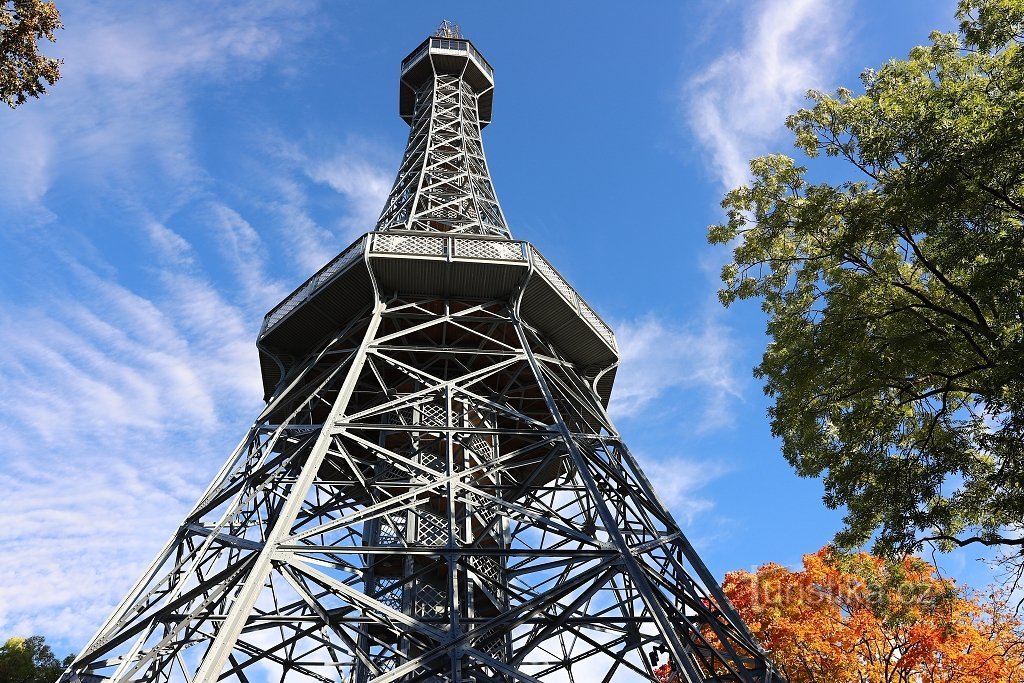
<box><xmin>0</xmin><ymin>0</ymin><xmax>985</xmax><ymax>654</ymax></box>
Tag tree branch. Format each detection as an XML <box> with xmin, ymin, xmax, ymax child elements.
<box><xmin>893</xmin><ymin>224</ymin><xmax>998</xmax><ymax>340</ymax></box>
<box><xmin>921</xmin><ymin>533</ymin><xmax>1024</xmax><ymax>548</ymax></box>
<box><xmin>957</xmin><ymin>165</ymin><xmax>1024</xmax><ymax>218</ymax></box>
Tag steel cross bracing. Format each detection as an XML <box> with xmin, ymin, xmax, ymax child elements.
<box><xmin>64</xmin><ymin>296</ymin><xmax>780</xmax><ymax>683</ymax></box>
<box><xmin>62</xmin><ymin>29</ymin><xmax>785</xmax><ymax>683</ymax></box>
<box><xmin>375</xmin><ymin>72</ymin><xmax>509</xmax><ymax>237</ymax></box>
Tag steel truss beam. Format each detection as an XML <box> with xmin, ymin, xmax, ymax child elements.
<box><xmin>376</xmin><ymin>73</ymin><xmax>509</xmax><ymax>237</ymax></box>
<box><xmin>64</xmin><ymin>295</ymin><xmax>780</xmax><ymax>683</ymax></box>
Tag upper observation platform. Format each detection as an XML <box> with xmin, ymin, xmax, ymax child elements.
<box><xmin>256</xmin><ymin>231</ymin><xmax>619</xmax><ymax>407</ymax></box>
<box><xmin>399</xmin><ymin>30</ymin><xmax>495</xmax><ymax>126</ymax></box>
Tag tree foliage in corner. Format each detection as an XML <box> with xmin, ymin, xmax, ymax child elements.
<box><xmin>709</xmin><ymin>0</ymin><xmax>1024</xmax><ymax>568</ymax></box>
<box><xmin>652</xmin><ymin>546</ymin><xmax>1024</xmax><ymax>681</ymax></box>
<box><xmin>0</xmin><ymin>636</ymin><xmax>74</xmax><ymax>683</ymax></box>
<box><xmin>0</xmin><ymin>0</ymin><xmax>61</xmax><ymax>108</ymax></box>
<box><xmin>723</xmin><ymin>548</ymin><xmax>1024</xmax><ymax>682</ymax></box>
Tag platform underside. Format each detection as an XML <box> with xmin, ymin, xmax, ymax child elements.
<box><xmin>257</xmin><ymin>232</ymin><xmax>619</xmax><ymax>408</ymax></box>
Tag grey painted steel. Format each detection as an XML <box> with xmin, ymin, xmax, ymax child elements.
<box><xmin>378</xmin><ymin>36</ymin><xmax>507</xmax><ymax>237</ymax></box>
<box><xmin>62</xmin><ymin>26</ymin><xmax>784</xmax><ymax>683</ymax></box>
<box><xmin>256</xmin><ymin>233</ymin><xmax>619</xmax><ymax>407</ymax></box>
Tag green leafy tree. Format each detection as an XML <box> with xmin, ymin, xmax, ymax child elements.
<box><xmin>708</xmin><ymin>0</ymin><xmax>1024</xmax><ymax>575</ymax></box>
<box><xmin>0</xmin><ymin>636</ymin><xmax>74</xmax><ymax>683</ymax></box>
<box><xmin>0</xmin><ymin>0</ymin><xmax>61</xmax><ymax>108</ymax></box>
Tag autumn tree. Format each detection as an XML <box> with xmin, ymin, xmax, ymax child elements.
<box><xmin>0</xmin><ymin>636</ymin><xmax>74</xmax><ymax>683</ymax></box>
<box><xmin>0</xmin><ymin>0</ymin><xmax>61</xmax><ymax>107</ymax></box>
<box><xmin>708</xmin><ymin>0</ymin><xmax>1024</xmax><ymax>574</ymax></box>
<box><xmin>714</xmin><ymin>548</ymin><xmax>1024</xmax><ymax>683</ymax></box>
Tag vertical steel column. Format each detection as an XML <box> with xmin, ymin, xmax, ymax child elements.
<box><xmin>192</xmin><ymin>302</ymin><xmax>385</xmax><ymax>683</ymax></box>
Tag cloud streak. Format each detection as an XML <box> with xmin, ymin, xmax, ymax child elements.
<box><xmin>307</xmin><ymin>150</ymin><xmax>394</xmax><ymax>238</ymax></box>
<box><xmin>687</xmin><ymin>0</ymin><xmax>846</xmax><ymax>189</ymax></box>
<box><xmin>637</xmin><ymin>454</ymin><xmax>730</xmax><ymax>527</ymax></box>
<box><xmin>0</xmin><ymin>2</ymin><xmax>326</xmax><ymax>222</ymax></box>
<box><xmin>0</xmin><ymin>258</ymin><xmax>262</xmax><ymax>642</ymax></box>
<box><xmin>610</xmin><ymin>314</ymin><xmax>742</xmax><ymax>430</ymax></box>
<box><xmin>0</xmin><ymin>2</ymin><xmax>336</xmax><ymax>647</ymax></box>
<box><xmin>237</xmin><ymin>131</ymin><xmax>396</xmax><ymax>276</ymax></box>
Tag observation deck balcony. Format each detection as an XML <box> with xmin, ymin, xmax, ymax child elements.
<box><xmin>257</xmin><ymin>232</ymin><xmax>618</xmax><ymax>406</ymax></box>
<box><xmin>399</xmin><ymin>36</ymin><xmax>495</xmax><ymax>125</ymax></box>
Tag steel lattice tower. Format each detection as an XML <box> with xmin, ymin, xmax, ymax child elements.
<box><xmin>63</xmin><ymin>25</ymin><xmax>784</xmax><ymax>683</ymax></box>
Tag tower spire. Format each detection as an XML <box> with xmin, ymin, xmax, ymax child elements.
<box><xmin>434</xmin><ymin>20</ymin><xmax>462</xmax><ymax>38</ymax></box>
<box><xmin>61</xmin><ymin>31</ymin><xmax>785</xmax><ymax>683</ymax></box>
<box><xmin>376</xmin><ymin>30</ymin><xmax>509</xmax><ymax>237</ymax></box>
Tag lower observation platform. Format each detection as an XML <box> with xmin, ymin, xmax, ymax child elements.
<box><xmin>257</xmin><ymin>231</ymin><xmax>619</xmax><ymax>406</ymax></box>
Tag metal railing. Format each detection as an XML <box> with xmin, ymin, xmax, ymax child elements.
<box><xmin>400</xmin><ymin>38</ymin><xmax>494</xmax><ymax>80</ymax></box>
<box><xmin>401</xmin><ymin>42</ymin><xmax>430</xmax><ymax>72</ymax></box>
<box><xmin>464</xmin><ymin>42</ymin><xmax>494</xmax><ymax>78</ymax></box>
<box><xmin>259</xmin><ymin>236</ymin><xmax>367</xmax><ymax>338</ymax></box>
<box><xmin>528</xmin><ymin>247</ymin><xmax>617</xmax><ymax>352</ymax></box>
<box><xmin>370</xmin><ymin>233</ymin><xmax>526</xmax><ymax>261</ymax></box>
<box><xmin>259</xmin><ymin>233</ymin><xmax>616</xmax><ymax>355</ymax></box>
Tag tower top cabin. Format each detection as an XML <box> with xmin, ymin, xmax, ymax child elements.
<box><xmin>399</xmin><ymin>28</ymin><xmax>495</xmax><ymax>127</ymax></box>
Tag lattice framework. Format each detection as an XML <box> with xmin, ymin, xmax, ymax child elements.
<box><xmin>65</xmin><ymin>296</ymin><xmax>778</xmax><ymax>683</ymax></box>
<box><xmin>376</xmin><ymin>74</ymin><xmax>509</xmax><ymax>237</ymax></box>
<box><xmin>62</xmin><ymin>26</ymin><xmax>785</xmax><ymax>683</ymax></box>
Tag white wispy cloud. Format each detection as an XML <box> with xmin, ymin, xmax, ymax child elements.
<box><xmin>266</xmin><ymin>176</ymin><xmax>344</xmax><ymax>273</ymax></box>
<box><xmin>687</xmin><ymin>0</ymin><xmax>846</xmax><ymax>189</ymax></box>
<box><xmin>0</xmin><ymin>2</ymin><xmax>316</xmax><ymax>214</ymax></box>
<box><xmin>306</xmin><ymin>149</ymin><xmax>393</xmax><ymax>237</ymax></box>
<box><xmin>0</xmin><ymin>453</ymin><xmax>203</xmax><ymax>641</ymax></box>
<box><xmin>247</xmin><ymin>134</ymin><xmax>396</xmax><ymax>275</ymax></box>
<box><xmin>0</xmin><ymin>259</ymin><xmax>263</xmax><ymax>642</ymax></box>
<box><xmin>653</xmin><ymin>0</ymin><xmax>845</xmax><ymax>437</ymax></box>
<box><xmin>146</xmin><ymin>220</ymin><xmax>195</xmax><ymax>267</ymax></box>
<box><xmin>208</xmin><ymin>203</ymin><xmax>290</xmax><ymax>311</ymax></box>
<box><xmin>0</xmin><ymin>2</ymin><xmax>324</xmax><ymax>647</ymax></box>
<box><xmin>610</xmin><ymin>314</ymin><xmax>742</xmax><ymax>430</ymax></box>
<box><xmin>636</xmin><ymin>454</ymin><xmax>730</xmax><ymax>527</ymax></box>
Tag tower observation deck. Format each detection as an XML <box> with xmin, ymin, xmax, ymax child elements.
<box><xmin>63</xmin><ymin>24</ymin><xmax>784</xmax><ymax>683</ymax></box>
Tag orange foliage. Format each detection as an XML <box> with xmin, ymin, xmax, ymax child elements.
<box><xmin>652</xmin><ymin>662</ymin><xmax>675</xmax><ymax>683</ymax></box>
<box><xmin>718</xmin><ymin>548</ymin><xmax>1024</xmax><ymax>683</ymax></box>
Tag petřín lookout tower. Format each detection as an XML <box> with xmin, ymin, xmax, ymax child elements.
<box><xmin>64</xmin><ymin>23</ymin><xmax>784</xmax><ymax>683</ymax></box>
